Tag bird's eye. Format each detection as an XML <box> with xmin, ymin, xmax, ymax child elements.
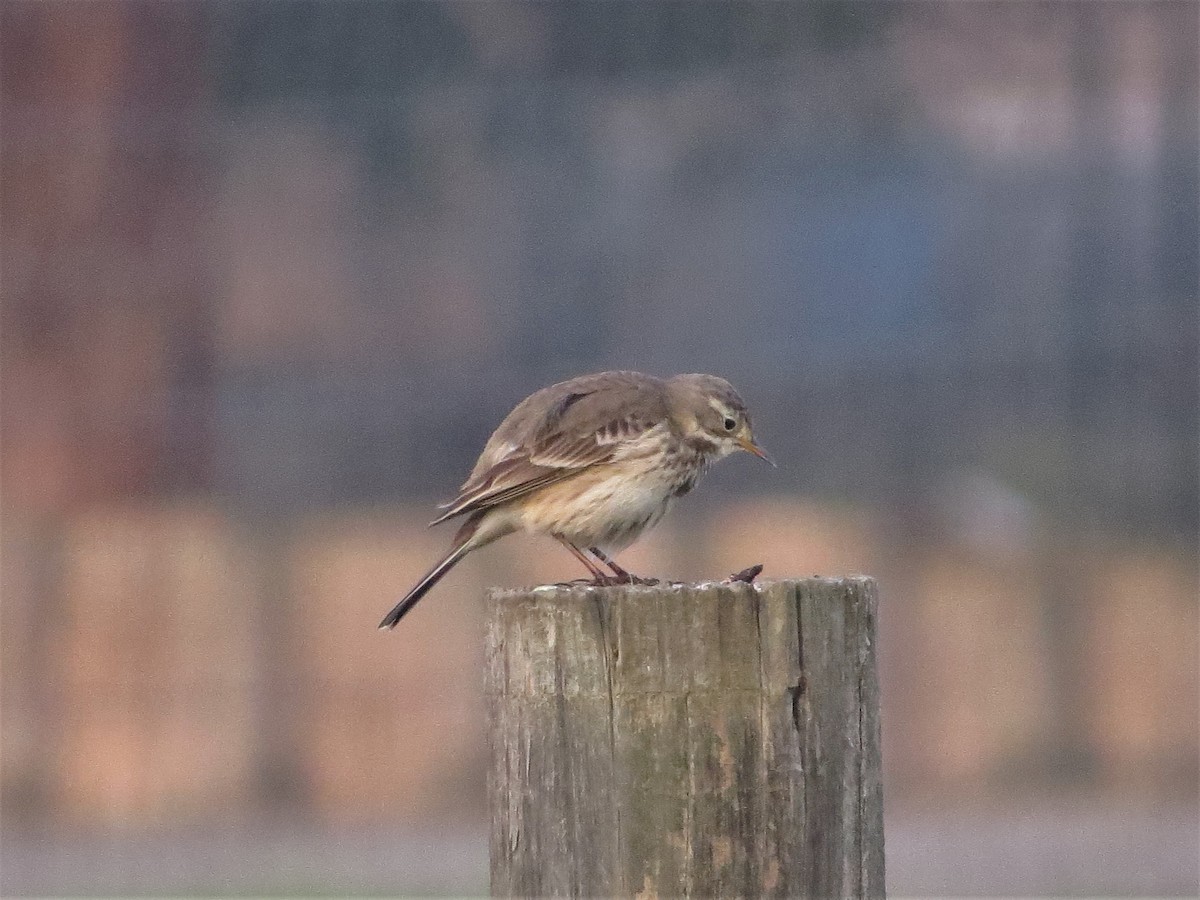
<box><xmin>723</xmin><ymin>416</ymin><xmax>737</xmax><ymax>431</ymax></box>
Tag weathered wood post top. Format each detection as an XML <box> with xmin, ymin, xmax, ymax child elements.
<box><xmin>486</xmin><ymin>576</ymin><xmax>885</xmax><ymax>899</ymax></box>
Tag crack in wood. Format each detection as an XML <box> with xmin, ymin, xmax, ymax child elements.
<box><xmin>591</xmin><ymin>589</ymin><xmax>622</xmax><ymax>892</ymax></box>
<box><xmin>788</xmin><ymin>676</ymin><xmax>807</xmax><ymax>733</ymax></box>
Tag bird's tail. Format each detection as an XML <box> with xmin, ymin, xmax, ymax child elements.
<box><xmin>378</xmin><ymin>517</ymin><xmax>479</xmax><ymax>630</ymax></box>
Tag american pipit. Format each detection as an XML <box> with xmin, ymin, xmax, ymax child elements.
<box><xmin>379</xmin><ymin>370</ymin><xmax>772</xmax><ymax>629</ymax></box>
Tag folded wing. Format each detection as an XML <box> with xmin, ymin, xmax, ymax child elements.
<box><xmin>430</xmin><ymin>376</ymin><xmax>668</xmax><ymax>525</ymax></box>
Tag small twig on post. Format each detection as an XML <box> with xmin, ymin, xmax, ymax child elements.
<box><xmin>726</xmin><ymin>562</ymin><xmax>764</xmax><ymax>583</ymax></box>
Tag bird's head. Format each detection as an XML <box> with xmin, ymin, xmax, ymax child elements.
<box><xmin>666</xmin><ymin>373</ymin><xmax>774</xmax><ymax>465</ymax></box>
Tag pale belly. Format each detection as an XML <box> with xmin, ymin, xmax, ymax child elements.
<box><xmin>517</xmin><ymin>463</ymin><xmax>687</xmax><ymax>550</ymax></box>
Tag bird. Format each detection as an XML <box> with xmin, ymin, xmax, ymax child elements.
<box><xmin>378</xmin><ymin>370</ymin><xmax>772</xmax><ymax>629</ymax></box>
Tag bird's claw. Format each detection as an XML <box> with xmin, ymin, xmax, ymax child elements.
<box><xmin>626</xmin><ymin>575</ymin><xmax>661</xmax><ymax>586</ymax></box>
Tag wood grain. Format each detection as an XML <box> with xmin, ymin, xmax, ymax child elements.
<box><xmin>487</xmin><ymin>577</ymin><xmax>884</xmax><ymax>898</ymax></box>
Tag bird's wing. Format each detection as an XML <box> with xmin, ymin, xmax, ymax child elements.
<box><xmin>430</xmin><ymin>382</ymin><xmax>667</xmax><ymax>525</ymax></box>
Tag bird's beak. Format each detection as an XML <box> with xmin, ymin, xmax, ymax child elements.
<box><xmin>737</xmin><ymin>435</ymin><xmax>776</xmax><ymax>467</ymax></box>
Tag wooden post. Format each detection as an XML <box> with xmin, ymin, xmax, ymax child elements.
<box><xmin>486</xmin><ymin>577</ymin><xmax>884</xmax><ymax>899</ymax></box>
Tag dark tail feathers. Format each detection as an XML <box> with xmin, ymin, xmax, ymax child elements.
<box><xmin>378</xmin><ymin>542</ymin><xmax>469</xmax><ymax>629</ymax></box>
<box><xmin>378</xmin><ymin>518</ymin><xmax>479</xmax><ymax>630</ymax></box>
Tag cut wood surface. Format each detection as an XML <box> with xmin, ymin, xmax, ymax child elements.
<box><xmin>486</xmin><ymin>576</ymin><xmax>884</xmax><ymax>898</ymax></box>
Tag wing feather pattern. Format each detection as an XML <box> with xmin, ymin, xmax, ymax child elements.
<box><xmin>429</xmin><ymin>373</ymin><xmax>668</xmax><ymax>526</ymax></box>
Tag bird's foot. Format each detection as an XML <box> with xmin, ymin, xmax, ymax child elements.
<box><xmin>582</xmin><ymin>547</ymin><xmax>660</xmax><ymax>587</ymax></box>
<box><xmin>624</xmin><ymin>574</ymin><xmax>661</xmax><ymax>586</ymax></box>
<box><xmin>587</xmin><ymin>574</ymin><xmax>623</xmax><ymax>587</ymax></box>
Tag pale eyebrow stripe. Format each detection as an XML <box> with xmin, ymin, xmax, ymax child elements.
<box><xmin>708</xmin><ymin>398</ymin><xmax>729</xmax><ymax>416</ymax></box>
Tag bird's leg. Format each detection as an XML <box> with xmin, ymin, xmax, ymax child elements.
<box><xmin>555</xmin><ymin>536</ymin><xmax>615</xmax><ymax>585</ymax></box>
<box><xmin>588</xmin><ymin>546</ymin><xmax>660</xmax><ymax>586</ymax></box>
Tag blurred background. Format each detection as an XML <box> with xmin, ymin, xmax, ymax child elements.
<box><xmin>2</xmin><ymin>1</ymin><xmax>1197</xmax><ymax>895</ymax></box>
